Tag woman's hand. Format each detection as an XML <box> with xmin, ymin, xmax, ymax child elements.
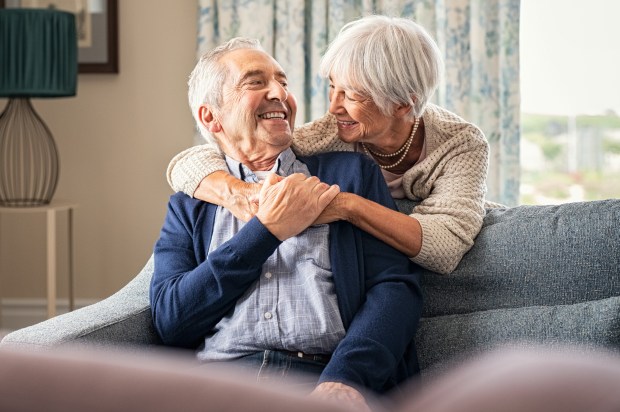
<box><xmin>194</xmin><ymin>171</ymin><xmax>261</xmax><ymax>222</ymax></box>
<box><xmin>313</xmin><ymin>192</ymin><xmax>350</xmax><ymax>225</ymax></box>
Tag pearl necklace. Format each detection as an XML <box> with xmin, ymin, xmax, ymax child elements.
<box><xmin>362</xmin><ymin>117</ymin><xmax>420</xmax><ymax>170</ymax></box>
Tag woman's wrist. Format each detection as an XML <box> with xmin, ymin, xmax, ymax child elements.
<box><xmin>339</xmin><ymin>192</ymin><xmax>361</xmax><ymax>224</ymax></box>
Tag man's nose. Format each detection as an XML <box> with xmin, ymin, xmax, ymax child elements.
<box><xmin>267</xmin><ymin>81</ymin><xmax>288</xmax><ymax>102</ymax></box>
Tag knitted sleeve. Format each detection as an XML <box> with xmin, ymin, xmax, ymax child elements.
<box><xmin>404</xmin><ymin>121</ymin><xmax>489</xmax><ymax>275</ymax></box>
<box><xmin>166</xmin><ymin>113</ymin><xmax>352</xmax><ymax>196</ymax></box>
<box><xmin>166</xmin><ymin>138</ymin><xmax>227</xmax><ymax>196</ymax></box>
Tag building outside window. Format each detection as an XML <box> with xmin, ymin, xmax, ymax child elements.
<box><xmin>520</xmin><ymin>0</ymin><xmax>620</xmax><ymax>204</ymax></box>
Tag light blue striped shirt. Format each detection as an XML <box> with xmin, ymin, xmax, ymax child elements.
<box><xmin>197</xmin><ymin>149</ymin><xmax>345</xmax><ymax>361</ymax></box>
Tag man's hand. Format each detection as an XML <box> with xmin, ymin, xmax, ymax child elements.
<box><xmin>255</xmin><ymin>173</ymin><xmax>339</xmax><ymax>240</ymax></box>
<box><xmin>310</xmin><ymin>382</ymin><xmax>370</xmax><ymax>412</ymax></box>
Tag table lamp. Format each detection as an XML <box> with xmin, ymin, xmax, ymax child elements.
<box><xmin>0</xmin><ymin>8</ymin><xmax>77</xmax><ymax>207</ymax></box>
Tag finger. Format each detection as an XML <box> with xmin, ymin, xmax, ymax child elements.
<box><xmin>259</xmin><ymin>172</ymin><xmax>279</xmax><ymax>198</ymax></box>
<box><xmin>317</xmin><ymin>184</ymin><xmax>340</xmax><ymax>208</ymax></box>
<box><xmin>285</xmin><ymin>172</ymin><xmax>307</xmax><ymax>182</ymax></box>
<box><xmin>311</xmin><ymin>181</ymin><xmax>331</xmax><ymax>193</ymax></box>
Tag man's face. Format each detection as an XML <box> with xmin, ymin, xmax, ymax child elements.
<box><xmin>210</xmin><ymin>48</ymin><xmax>296</xmax><ymax>168</ymax></box>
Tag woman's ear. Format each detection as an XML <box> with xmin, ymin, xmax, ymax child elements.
<box><xmin>394</xmin><ymin>103</ymin><xmax>413</xmax><ymax>118</ymax></box>
<box><xmin>394</xmin><ymin>104</ymin><xmax>412</xmax><ymax>117</ymax></box>
<box><xmin>394</xmin><ymin>94</ymin><xmax>418</xmax><ymax>118</ymax></box>
<box><xmin>198</xmin><ymin>105</ymin><xmax>222</xmax><ymax>133</ymax></box>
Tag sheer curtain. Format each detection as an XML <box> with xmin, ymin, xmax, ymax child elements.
<box><xmin>196</xmin><ymin>0</ymin><xmax>521</xmax><ymax>205</ymax></box>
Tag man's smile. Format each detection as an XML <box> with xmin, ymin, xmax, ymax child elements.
<box><xmin>258</xmin><ymin>111</ymin><xmax>287</xmax><ymax>120</ymax></box>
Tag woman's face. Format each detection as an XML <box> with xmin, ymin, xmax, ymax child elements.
<box><xmin>327</xmin><ymin>76</ymin><xmax>396</xmax><ymax>144</ymax></box>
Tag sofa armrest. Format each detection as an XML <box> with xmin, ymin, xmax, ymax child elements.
<box><xmin>0</xmin><ymin>256</ymin><xmax>161</xmax><ymax>350</ymax></box>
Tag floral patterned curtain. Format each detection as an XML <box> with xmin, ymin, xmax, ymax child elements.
<box><xmin>196</xmin><ymin>0</ymin><xmax>521</xmax><ymax>205</ymax></box>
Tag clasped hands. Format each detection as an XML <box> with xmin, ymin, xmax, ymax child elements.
<box><xmin>247</xmin><ymin>173</ymin><xmax>343</xmax><ymax>240</ymax></box>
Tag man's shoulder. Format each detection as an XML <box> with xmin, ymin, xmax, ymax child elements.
<box><xmin>167</xmin><ymin>192</ymin><xmax>210</xmax><ymax>221</ymax></box>
<box><xmin>169</xmin><ymin>191</ymin><xmax>201</xmax><ymax>206</ymax></box>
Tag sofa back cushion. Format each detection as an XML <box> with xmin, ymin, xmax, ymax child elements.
<box><xmin>395</xmin><ymin>199</ymin><xmax>620</xmax><ymax>373</ymax></box>
<box><xmin>395</xmin><ymin>199</ymin><xmax>620</xmax><ymax>317</ymax></box>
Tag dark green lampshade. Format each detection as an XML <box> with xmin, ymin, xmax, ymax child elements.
<box><xmin>0</xmin><ymin>8</ymin><xmax>77</xmax><ymax>97</ymax></box>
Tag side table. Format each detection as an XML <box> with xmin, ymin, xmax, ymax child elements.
<box><xmin>0</xmin><ymin>201</ymin><xmax>77</xmax><ymax>320</ymax></box>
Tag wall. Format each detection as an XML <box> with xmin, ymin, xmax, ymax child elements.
<box><xmin>0</xmin><ymin>1</ymin><xmax>198</xmax><ymax>305</ymax></box>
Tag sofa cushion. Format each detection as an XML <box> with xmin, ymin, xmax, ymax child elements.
<box><xmin>395</xmin><ymin>199</ymin><xmax>620</xmax><ymax>317</ymax></box>
<box><xmin>0</xmin><ymin>257</ymin><xmax>160</xmax><ymax>349</ymax></box>
<box><xmin>416</xmin><ymin>295</ymin><xmax>620</xmax><ymax>374</ymax></box>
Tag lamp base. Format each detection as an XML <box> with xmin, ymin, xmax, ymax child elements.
<box><xmin>0</xmin><ymin>98</ymin><xmax>60</xmax><ymax>207</ymax></box>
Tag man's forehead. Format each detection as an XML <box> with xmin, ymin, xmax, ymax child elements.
<box><xmin>224</xmin><ymin>48</ymin><xmax>287</xmax><ymax>78</ymax></box>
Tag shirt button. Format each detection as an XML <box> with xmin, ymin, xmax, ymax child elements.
<box><xmin>264</xmin><ymin>272</ymin><xmax>272</xmax><ymax>279</ymax></box>
<box><xmin>264</xmin><ymin>312</ymin><xmax>272</xmax><ymax>320</ymax></box>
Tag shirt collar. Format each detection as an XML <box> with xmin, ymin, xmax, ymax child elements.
<box><xmin>225</xmin><ymin>148</ymin><xmax>297</xmax><ymax>183</ymax></box>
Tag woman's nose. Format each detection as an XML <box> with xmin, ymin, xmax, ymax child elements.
<box><xmin>328</xmin><ymin>91</ymin><xmax>344</xmax><ymax>114</ymax></box>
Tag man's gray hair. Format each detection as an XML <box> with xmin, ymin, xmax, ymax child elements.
<box><xmin>319</xmin><ymin>15</ymin><xmax>443</xmax><ymax>119</ymax></box>
<box><xmin>188</xmin><ymin>37</ymin><xmax>264</xmax><ymax>140</ymax></box>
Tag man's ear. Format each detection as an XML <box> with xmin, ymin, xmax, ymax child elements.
<box><xmin>198</xmin><ymin>105</ymin><xmax>222</xmax><ymax>133</ymax></box>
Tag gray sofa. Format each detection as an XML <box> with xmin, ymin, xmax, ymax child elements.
<box><xmin>1</xmin><ymin>199</ymin><xmax>619</xmax><ymax>375</ymax></box>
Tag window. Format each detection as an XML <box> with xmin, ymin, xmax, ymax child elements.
<box><xmin>520</xmin><ymin>0</ymin><xmax>620</xmax><ymax>204</ymax></box>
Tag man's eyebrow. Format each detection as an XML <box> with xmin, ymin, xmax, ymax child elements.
<box><xmin>238</xmin><ymin>70</ymin><xmax>264</xmax><ymax>84</ymax></box>
<box><xmin>237</xmin><ymin>69</ymin><xmax>287</xmax><ymax>85</ymax></box>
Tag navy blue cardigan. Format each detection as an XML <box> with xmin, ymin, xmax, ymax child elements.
<box><xmin>150</xmin><ymin>152</ymin><xmax>423</xmax><ymax>393</ymax></box>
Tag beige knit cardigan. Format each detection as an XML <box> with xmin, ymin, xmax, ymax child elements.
<box><xmin>167</xmin><ymin>103</ymin><xmax>490</xmax><ymax>274</ymax></box>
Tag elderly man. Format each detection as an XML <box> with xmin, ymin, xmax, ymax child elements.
<box><xmin>150</xmin><ymin>38</ymin><xmax>422</xmax><ymax>409</ymax></box>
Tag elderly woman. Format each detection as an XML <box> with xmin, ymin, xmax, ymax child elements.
<box><xmin>167</xmin><ymin>15</ymin><xmax>489</xmax><ymax>275</ymax></box>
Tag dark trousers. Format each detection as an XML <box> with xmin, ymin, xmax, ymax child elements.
<box><xmin>211</xmin><ymin>350</ymin><xmax>328</xmax><ymax>393</ymax></box>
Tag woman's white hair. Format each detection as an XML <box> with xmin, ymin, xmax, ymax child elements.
<box><xmin>187</xmin><ymin>37</ymin><xmax>263</xmax><ymax>140</ymax></box>
<box><xmin>319</xmin><ymin>15</ymin><xmax>443</xmax><ymax>119</ymax></box>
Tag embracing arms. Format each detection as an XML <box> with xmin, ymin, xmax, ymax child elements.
<box><xmin>166</xmin><ymin>112</ymin><xmax>489</xmax><ymax>275</ymax></box>
<box><xmin>150</xmin><ymin>173</ymin><xmax>339</xmax><ymax>346</ymax></box>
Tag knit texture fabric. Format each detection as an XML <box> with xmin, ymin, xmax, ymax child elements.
<box><xmin>167</xmin><ymin>104</ymin><xmax>490</xmax><ymax>274</ymax></box>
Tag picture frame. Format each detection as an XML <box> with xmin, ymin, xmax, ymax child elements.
<box><xmin>0</xmin><ymin>0</ymin><xmax>118</xmax><ymax>73</ymax></box>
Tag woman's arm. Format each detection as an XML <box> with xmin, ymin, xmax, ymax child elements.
<box><xmin>166</xmin><ymin>140</ymin><xmax>228</xmax><ymax>196</ymax></box>
<box><xmin>405</xmin><ymin>128</ymin><xmax>489</xmax><ymax>274</ymax></box>
<box><xmin>166</xmin><ymin>114</ymin><xmax>352</xmax><ymax>219</ymax></box>
<box><xmin>166</xmin><ymin>141</ymin><xmax>259</xmax><ymax>221</ymax></box>
<box><xmin>167</xmin><ymin>114</ymin><xmax>348</xmax><ymax>196</ymax></box>
<box><xmin>317</xmin><ymin>192</ymin><xmax>423</xmax><ymax>257</ymax></box>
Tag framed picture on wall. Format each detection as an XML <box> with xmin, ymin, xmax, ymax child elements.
<box><xmin>0</xmin><ymin>0</ymin><xmax>118</xmax><ymax>73</ymax></box>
